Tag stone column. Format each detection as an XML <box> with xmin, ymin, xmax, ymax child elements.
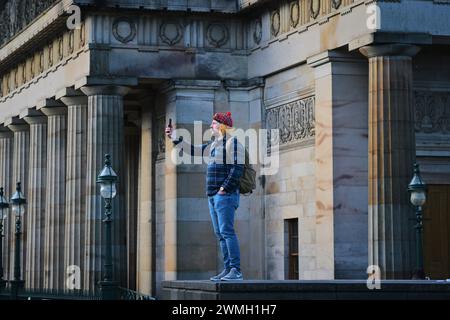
<box><xmin>0</xmin><ymin>127</ymin><xmax>13</xmax><ymax>283</ymax></box>
<box><xmin>124</xmin><ymin>121</ymin><xmax>139</xmax><ymax>290</ymax></box>
<box><xmin>80</xmin><ymin>85</ymin><xmax>129</xmax><ymax>292</ymax></box>
<box><xmin>137</xmin><ymin>102</ymin><xmax>153</xmax><ymax>295</ymax></box>
<box><xmin>59</xmin><ymin>93</ymin><xmax>88</xmax><ymax>291</ymax></box>
<box><xmin>6</xmin><ymin>118</ymin><xmax>29</xmax><ymax>282</ymax></box>
<box><xmin>22</xmin><ymin>112</ymin><xmax>47</xmax><ymax>289</ymax></box>
<box><xmin>39</xmin><ymin>102</ymin><xmax>67</xmax><ymax>290</ymax></box>
<box><xmin>359</xmin><ymin>44</ymin><xmax>420</xmax><ymax>279</ymax></box>
<box><xmin>307</xmin><ymin>51</ymin><xmax>369</xmax><ymax>279</ymax></box>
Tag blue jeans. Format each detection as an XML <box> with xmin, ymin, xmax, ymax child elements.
<box><xmin>208</xmin><ymin>190</ymin><xmax>241</xmax><ymax>271</ymax></box>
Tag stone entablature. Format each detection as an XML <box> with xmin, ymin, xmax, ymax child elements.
<box><xmin>90</xmin><ymin>14</ymin><xmax>244</xmax><ymax>50</ymax></box>
<box><xmin>75</xmin><ymin>0</ymin><xmax>237</xmax><ymax>13</ymax></box>
<box><xmin>246</xmin><ymin>0</ymin><xmax>358</xmax><ymax>50</ymax></box>
<box><xmin>0</xmin><ymin>23</ymin><xmax>86</xmax><ymax>98</ymax></box>
<box><xmin>0</xmin><ymin>9</ymin><xmax>247</xmax><ymax>99</ymax></box>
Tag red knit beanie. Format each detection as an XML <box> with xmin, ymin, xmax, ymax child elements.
<box><xmin>213</xmin><ymin>111</ymin><xmax>233</xmax><ymax>127</ymax></box>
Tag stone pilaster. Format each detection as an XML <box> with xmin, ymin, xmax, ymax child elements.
<box><xmin>307</xmin><ymin>51</ymin><xmax>369</xmax><ymax>279</ymax></box>
<box><xmin>59</xmin><ymin>94</ymin><xmax>88</xmax><ymax>291</ymax></box>
<box><xmin>0</xmin><ymin>127</ymin><xmax>13</xmax><ymax>283</ymax></box>
<box><xmin>124</xmin><ymin>122</ymin><xmax>139</xmax><ymax>290</ymax></box>
<box><xmin>160</xmin><ymin>80</ymin><xmax>219</xmax><ymax>286</ymax></box>
<box><xmin>137</xmin><ymin>101</ymin><xmax>153</xmax><ymax>295</ymax></box>
<box><xmin>22</xmin><ymin>114</ymin><xmax>47</xmax><ymax>289</ymax></box>
<box><xmin>40</xmin><ymin>105</ymin><xmax>67</xmax><ymax>290</ymax></box>
<box><xmin>80</xmin><ymin>85</ymin><xmax>129</xmax><ymax>292</ymax></box>
<box><xmin>360</xmin><ymin>44</ymin><xmax>420</xmax><ymax>279</ymax></box>
<box><xmin>6</xmin><ymin>118</ymin><xmax>29</xmax><ymax>282</ymax></box>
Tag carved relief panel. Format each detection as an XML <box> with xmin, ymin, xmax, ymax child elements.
<box><xmin>415</xmin><ymin>91</ymin><xmax>450</xmax><ymax>134</ymax></box>
<box><xmin>266</xmin><ymin>96</ymin><xmax>315</xmax><ymax>149</ymax></box>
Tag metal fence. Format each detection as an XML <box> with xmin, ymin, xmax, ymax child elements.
<box><xmin>0</xmin><ymin>284</ymin><xmax>155</xmax><ymax>300</ymax></box>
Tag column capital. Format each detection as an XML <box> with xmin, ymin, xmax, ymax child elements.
<box><xmin>60</xmin><ymin>96</ymin><xmax>88</xmax><ymax>107</ymax></box>
<box><xmin>36</xmin><ymin>98</ymin><xmax>65</xmax><ymax>110</ymax></box>
<box><xmin>20</xmin><ymin>109</ymin><xmax>47</xmax><ymax>125</ymax></box>
<box><xmin>56</xmin><ymin>88</ymin><xmax>88</xmax><ymax>106</ymax></box>
<box><xmin>41</xmin><ymin>107</ymin><xmax>67</xmax><ymax>117</ymax></box>
<box><xmin>307</xmin><ymin>50</ymin><xmax>364</xmax><ymax>68</ymax></box>
<box><xmin>80</xmin><ymin>85</ymin><xmax>131</xmax><ymax>97</ymax></box>
<box><xmin>0</xmin><ymin>126</ymin><xmax>13</xmax><ymax>138</ymax></box>
<box><xmin>4</xmin><ymin>117</ymin><xmax>28</xmax><ymax>132</ymax></box>
<box><xmin>23</xmin><ymin>116</ymin><xmax>47</xmax><ymax>125</ymax></box>
<box><xmin>359</xmin><ymin>44</ymin><xmax>421</xmax><ymax>59</ymax></box>
<box><xmin>160</xmin><ymin>79</ymin><xmax>222</xmax><ymax>94</ymax></box>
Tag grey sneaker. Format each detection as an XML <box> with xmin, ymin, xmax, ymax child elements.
<box><xmin>220</xmin><ymin>268</ymin><xmax>243</xmax><ymax>281</ymax></box>
<box><xmin>210</xmin><ymin>269</ymin><xmax>230</xmax><ymax>281</ymax></box>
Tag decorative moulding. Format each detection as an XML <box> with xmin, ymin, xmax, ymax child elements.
<box><xmin>271</xmin><ymin>9</ymin><xmax>281</xmax><ymax>37</ymax></box>
<box><xmin>113</xmin><ymin>17</ymin><xmax>137</xmax><ymax>44</ymax></box>
<box><xmin>206</xmin><ymin>22</ymin><xmax>229</xmax><ymax>48</ymax></box>
<box><xmin>159</xmin><ymin>21</ymin><xmax>183</xmax><ymax>46</ymax></box>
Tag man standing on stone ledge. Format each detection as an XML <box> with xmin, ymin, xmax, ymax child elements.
<box><xmin>165</xmin><ymin>112</ymin><xmax>245</xmax><ymax>281</ymax></box>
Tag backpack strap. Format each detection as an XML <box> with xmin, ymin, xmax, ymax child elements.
<box><xmin>234</xmin><ymin>137</ymin><xmax>238</xmax><ymax>164</ymax></box>
<box><xmin>222</xmin><ymin>133</ymin><xmax>227</xmax><ymax>165</ymax></box>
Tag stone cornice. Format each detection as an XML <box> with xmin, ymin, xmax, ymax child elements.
<box><xmin>0</xmin><ymin>0</ymin><xmax>76</xmax><ymax>72</ymax></box>
<box><xmin>74</xmin><ymin>0</ymin><xmax>237</xmax><ymax>13</ymax></box>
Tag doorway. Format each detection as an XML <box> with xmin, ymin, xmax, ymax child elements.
<box><xmin>423</xmin><ymin>185</ymin><xmax>450</xmax><ymax>279</ymax></box>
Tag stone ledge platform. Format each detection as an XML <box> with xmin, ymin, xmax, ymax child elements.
<box><xmin>161</xmin><ymin>280</ymin><xmax>450</xmax><ymax>300</ymax></box>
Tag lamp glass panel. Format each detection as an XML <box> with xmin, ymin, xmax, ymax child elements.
<box><xmin>100</xmin><ymin>183</ymin><xmax>117</xmax><ymax>199</ymax></box>
<box><xmin>410</xmin><ymin>191</ymin><xmax>426</xmax><ymax>206</ymax></box>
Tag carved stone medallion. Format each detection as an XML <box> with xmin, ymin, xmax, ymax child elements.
<box><xmin>113</xmin><ymin>17</ymin><xmax>136</xmax><ymax>44</ymax></box>
<box><xmin>253</xmin><ymin>18</ymin><xmax>262</xmax><ymax>45</ymax></box>
<box><xmin>58</xmin><ymin>36</ymin><xmax>63</xmax><ymax>60</ymax></box>
<box><xmin>48</xmin><ymin>43</ymin><xmax>53</xmax><ymax>66</ymax></box>
<box><xmin>310</xmin><ymin>0</ymin><xmax>320</xmax><ymax>19</ymax></box>
<box><xmin>39</xmin><ymin>51</ymin><xmax>44</xmax><ymax>73</ymax></box>
<box><xmin>290</xmin><ymin>1</ymin><xmax>300</xmax><ymax>28</ymax></box>
<box><xmin>80</xmin><ymin>22</ymin><xmax>86</xmax><ymax>46</ymax></box>
<box><xmin>69</xmin><ymin>30</ymin><xmax>74</xmax><ymax>54</ymax></box>
<box><xmin>271</xmin><ymin>10</ymin><xmax>280</xmax><ymax>37</ymax></box>
<box><xmin>159</xmin><ymin>21</ymin><xmax>183</xmax><ymax>46</ymax></box>
<box><xmin>207</xmin><ymin>23</ymin><xmax>229</xmax><ymax>48</ymax></box>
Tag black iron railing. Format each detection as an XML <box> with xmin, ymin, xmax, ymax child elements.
<box><xmin>0</xmin><ymin>284</ymin><xmax>155</xmax><ymax>300</ymax></box>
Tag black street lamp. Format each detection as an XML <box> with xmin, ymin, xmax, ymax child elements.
<box><xmin>0</xmin><ymin>187</ymin><xmax>9</xmax><ymax>290</ymax></box>
<box><xmin>10</xmin><ymin>182</ymin><xmax>26</xmax><ymax>299</ymax></box>
<box><xmin>97</xmin><ymin>154</ymin><xmax>119</xmax><ymax>300</ymax></box>
<box><xmin>408</xmin><ymin>163</ymin><xmax>427</xmax><ymax>280</ymax></box>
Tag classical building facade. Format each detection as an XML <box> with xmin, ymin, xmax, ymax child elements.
<box><xmin>0</xmin><ymin>0</ymin><xmax>449</xmax><ymax>298</ymax></box>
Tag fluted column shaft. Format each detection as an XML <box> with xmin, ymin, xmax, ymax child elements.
<box><xmin>42</xmin><ymin>107</ymin><xmax>67</xmax><ymax>290</ymax></box>
<box><xmin>124</xmin><ymin>125</ymin><xmax>139</xmax><ymax>290</ymax></box>
<box><xmin>23</xmin><ymin>116</ymin><xmax>47</xmax><ymax>289</ymax></box>
<box><xmin>61</xmin><ymin>96</ymin><xmax>88</xmax><ymax>291</ymax></box>
<box><xmin>7</xmin><ymin>123</ymin><xmax>29</xmax><ymax>282</ymax></box>
<box><xmin>0</xmin><ymin>130</ymin><xmax>13</xmax><ymax>282</ymax></box>
<box><xmin>360</xmin><ymin>44</ymin><xmax>420</xmax><ymax>279</ymax></box>
<box><xmin>81</xmin><ymin>86</ymin><xmax>129</xmax><ymax>292</ymax></box>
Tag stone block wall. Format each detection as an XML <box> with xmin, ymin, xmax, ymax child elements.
<box><xmin>263</xmin><ymin>63</ymin><xmax>317</xmax><ymax>280</ymax></box>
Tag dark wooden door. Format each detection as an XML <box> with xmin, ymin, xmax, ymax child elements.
<box><xmin>423</xmin><ymin>185</ymin><xmax>450</xmax><ymax>279</ymax></box>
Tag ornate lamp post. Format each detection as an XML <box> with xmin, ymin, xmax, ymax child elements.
<box><xmin>408</xmin><ymin>163</ymin><xmax>427</xmax><ymax>280</ymax></box>
<box><xmin>0</xmin><ymin>187</ymin><xmax>9</xmax><ymax>290</ymax></box>
<box><xmin>10</xmin><ymin>182</ymin><xmax>26</xmax><ymax>299</ymax></box>
<box><xmin>97</xmin><ymin>154</ymin><xmax>119</xmax><ymax>300</ymax></box>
